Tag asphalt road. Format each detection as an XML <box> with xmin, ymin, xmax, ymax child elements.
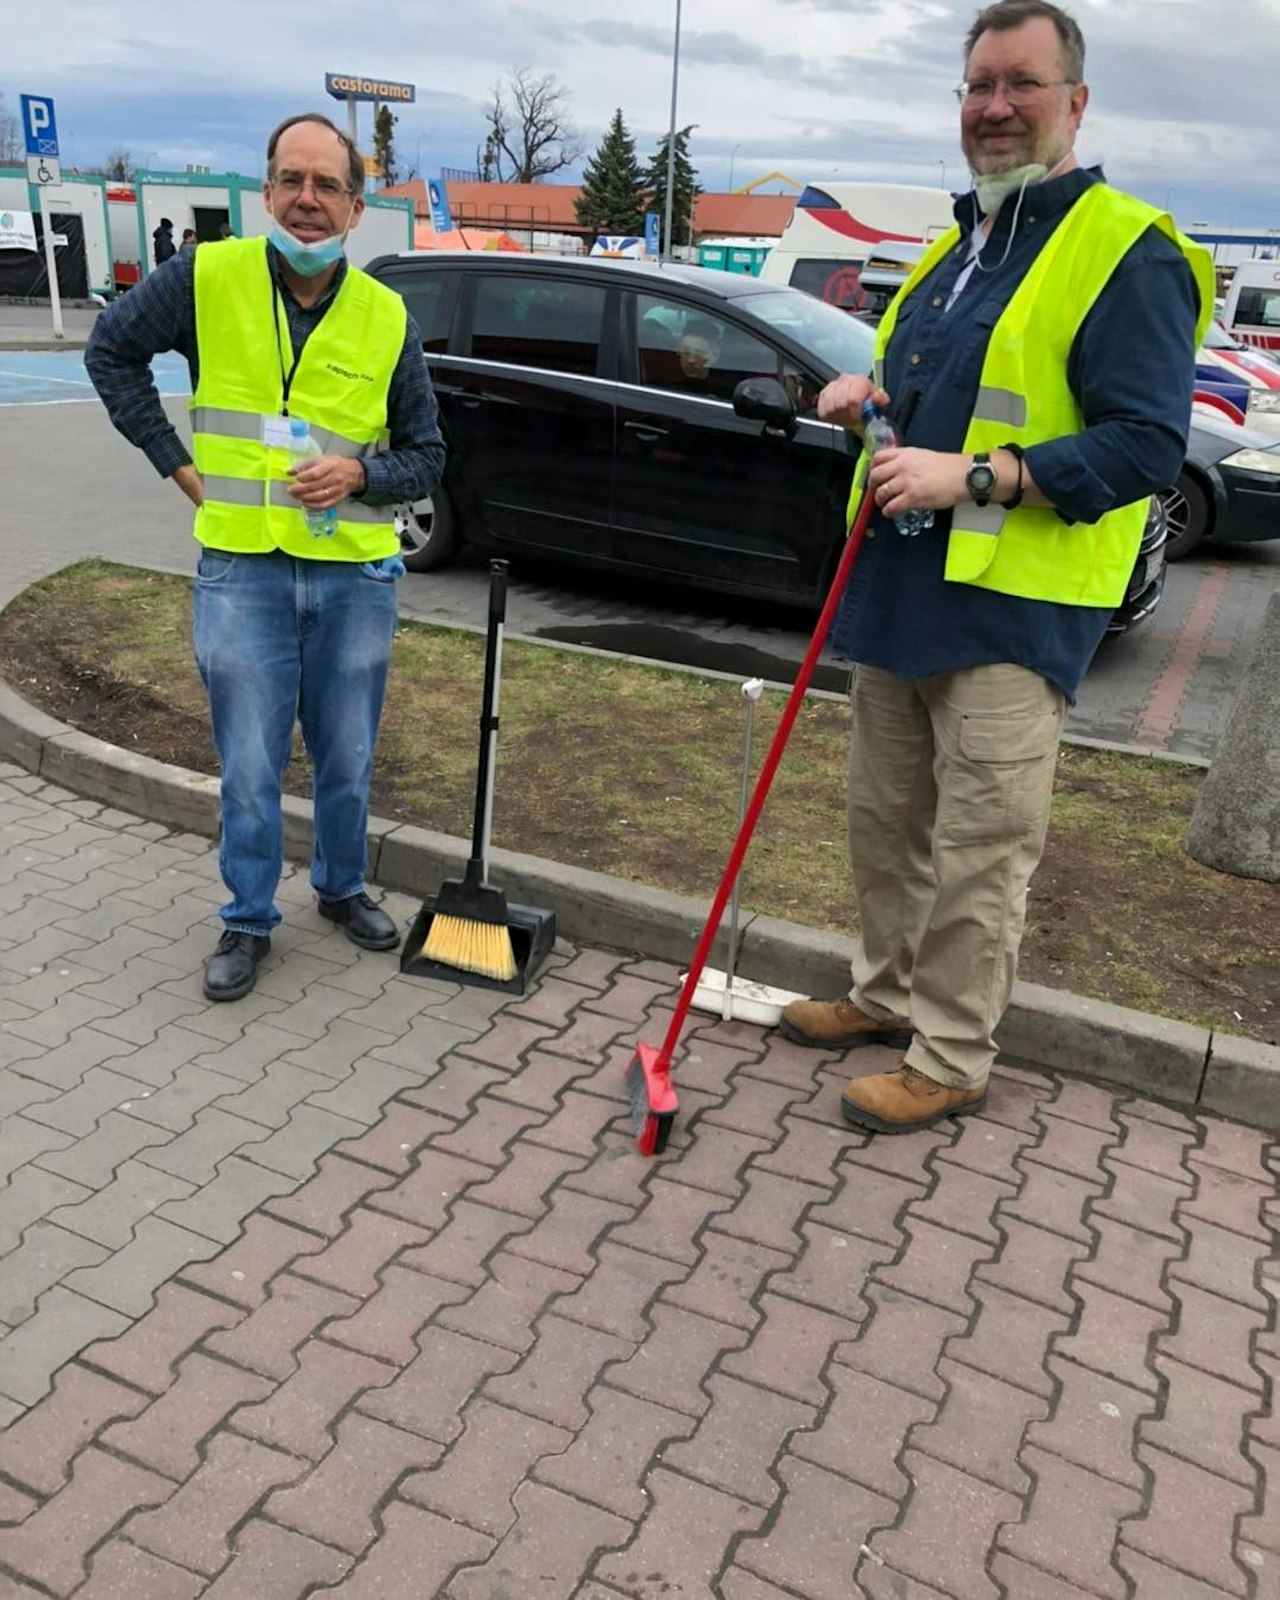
<box><xmin>1</xmin><ymin>360</ymin><xmax>1276</xmax><ymax>762</ymax></box>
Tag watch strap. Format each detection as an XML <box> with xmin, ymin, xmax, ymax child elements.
<box><xmin>999</xmin><ymin>442</ymin><xmax>1026</xmax><ymax>511</ymax></box>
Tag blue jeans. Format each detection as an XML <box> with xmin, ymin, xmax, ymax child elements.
<box><xmin>192</xmin><ymin>548</ymin><xmax>402</xmax><ymax>936</ymax></box>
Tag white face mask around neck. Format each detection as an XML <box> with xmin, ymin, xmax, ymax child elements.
<box><xmin>972</xmin><ymin>150</ymin><xmax>1072</xmax><ymax>217</ymax></box>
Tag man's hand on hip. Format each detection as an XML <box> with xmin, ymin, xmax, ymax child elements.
<box><xmin>172</xmin><ymin>464</ymin><xmax>204</xmax><ymax>508</ymax></box>
<box><xmin>868</xmin><ymin>448</ymin><xmax>969</xmax><ymax>520</ymax></box>
<box><xmin>817</xmin><ymin>374</ymin><xmax>891</xmax><ymax>430</ymax></box>
<box><xmin>288</xmin><ymin>456</ymin><xmax>368</xmax><ymax>511</ymax></box>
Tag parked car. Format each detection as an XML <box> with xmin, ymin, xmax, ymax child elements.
<box><xmin>368</xmin><ymin>252</ymin><xmax>1165</xmax><ymax>632</ymax></box>
<box><xmin>1194</xmin><ymin>321</ymin><xmax>1280</xmax><ymax>437</ymax></box>
<box><xmin>1163</xmin><ymin>407</ymin><xmax>1280</xmax><ymax>559</ymax></box>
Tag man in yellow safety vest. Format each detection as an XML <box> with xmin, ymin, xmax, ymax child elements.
<box><xmin>87</xmin><ymin>114</ymin><xmax>445</xmax><ymax>1002</ymax></box>
<box><xmin>777</xmin><ymin>1</ymin><xmax>1212</xmax><ymax>1132</ymax></box>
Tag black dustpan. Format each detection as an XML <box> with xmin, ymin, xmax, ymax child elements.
<box><xmin>399</xmin><ymin>560</ymin><xmax>555</xmax><ymax>992</ymax></box>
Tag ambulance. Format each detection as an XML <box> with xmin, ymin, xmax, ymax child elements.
<box><xmin>1221</xmin><ymin>260</ymin><xmax>1280</xmax><ymax>353</ymax></box>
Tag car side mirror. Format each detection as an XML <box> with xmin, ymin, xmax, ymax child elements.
<box><xmin>733</xmin><ymin>377</ymin><xmax>797</xmax><ymax>438</ymax></box>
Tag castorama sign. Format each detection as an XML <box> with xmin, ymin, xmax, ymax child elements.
<box><xmin>325</xmin><ymin>74</ymin><xmax>416</xmax><ymax>104</ymax></box>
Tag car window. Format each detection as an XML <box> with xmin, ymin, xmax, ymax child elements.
<box><xmin>1235</xmin><ymin>290</ymin><xmax>1280</xmax><ymax>330</ymax></box>
<box><xmin>470</xmin><ymin>275</ymin><xmax>607</xmax><ymax>376</ymax></box>
<box><xmin>745</xmin><ymin>288</ymin><xmax>877</xmax><ymax>377</ymax></box>
<box><xmin>787</xmin><ymin>258</ymin><xmax>869</xmax><ymax>312</ymax></box>
<box><xmin>636</xmin><ymin>293</ymin><xmax>779</xmax><ymax>402</ymax></box>
<box><xmin>385</xmin><ymin>271</ymin><xmax>461</xmax><ymax>355</ymax></box>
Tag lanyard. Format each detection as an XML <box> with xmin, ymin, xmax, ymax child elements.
<box><xmin>271</xmin><ymin>282</ymin><xmax>305</xmax><ymax>414</ymax></box>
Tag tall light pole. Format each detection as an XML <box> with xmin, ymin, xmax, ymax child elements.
<box><xmin>662</xmin><ymin>0</ymin><xmax>683</xmax><ymax>260</ymax></box>
<box><xmin>938</xmin><ymin>159</ymin><xmax>947</xmax><ymax>190</ymax></box>
<box><xmin>728</xmin><ymin>142</ymin><xmax>743</xmax><ymax>193</ymax></box>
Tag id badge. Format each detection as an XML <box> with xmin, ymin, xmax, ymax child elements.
<box><xmin>261</xmin><ymin>415</ymin><xmax>296</xmax><ymax>450</ymax></box>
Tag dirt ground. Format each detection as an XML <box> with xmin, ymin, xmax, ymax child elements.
<box><xmin>1</xmin><ymin>560</ymin><xmax>1276</xmax><ymax>1044</ymax></box>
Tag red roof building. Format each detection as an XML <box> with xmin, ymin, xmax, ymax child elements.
<box><xmin>381</xmin><ymin>180</ymin><xmax>797</xmax><ymax>245</ymax></box>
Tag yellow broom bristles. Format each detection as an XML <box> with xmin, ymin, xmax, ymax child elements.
<box><xmin>421</xmin><ymin>914</ymin><xmax>518</xmax><ymax>982</ymax></box>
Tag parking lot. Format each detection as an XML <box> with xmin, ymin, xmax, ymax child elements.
<box><xmin>1</xmin><ymin>346</ymin><xmax>1277</xmax><ymax>763</ymax></box>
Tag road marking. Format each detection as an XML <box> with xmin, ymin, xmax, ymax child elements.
<box><xmin>1132</xmin><ymin>560</ymin><xmax>1231</xmax><ymax>750</ymax></box>
<box><xmin>0</xmin><ymin>367</ymin><xmax>93</xmax><ymax>387</ymax></box>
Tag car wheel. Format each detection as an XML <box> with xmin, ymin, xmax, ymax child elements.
<box><xmin>1161</xmin><ymin>470</ymin><xmax>1212</xmax><ymax>560</ymax></box>
<box><xmin>396</xmin><ymin>485</ymin><xmax>460</xmax><ymax>573</ymax></box>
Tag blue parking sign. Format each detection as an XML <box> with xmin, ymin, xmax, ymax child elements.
<box><xmin>20</xmin><ymin>96</ymin><xmax>59</xmax><ymax>159</ymax></box>
<box><xmin>427</xmin><ymin>177</ymin><xmax>452</xmax><ymax>234</ymax></box>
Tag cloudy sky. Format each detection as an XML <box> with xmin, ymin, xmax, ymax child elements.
<box><xmin>5</xmin><ymin>0</ymin><xmax>1279</xmax><ymax>229</ymax></box>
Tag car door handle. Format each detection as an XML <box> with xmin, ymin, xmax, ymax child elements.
<box><xmin>625</xmin><ymin>422</ymin><xmax>668</xmax><ymax>444</ymax></box>
<box><xmin>456</xmin><ymin>392</ymin><xmax>484</xmax><ymax>409</ymax></box>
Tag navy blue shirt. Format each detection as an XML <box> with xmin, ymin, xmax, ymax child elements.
<box><xmin>84</xmin><ymin>245</ymin><xmax>445</xmax><ymax>507</ymax></box>
<box><xmin>831</xmin><ymin>168</ymin><xmax>1200</xmax><ymax>702</ymax></box>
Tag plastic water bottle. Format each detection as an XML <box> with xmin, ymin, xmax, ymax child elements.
<box><xmin>288</xmin><ymin>418</ymin><xmax>337</xmax><ymax>538</ymax></box>
<box><xmin>860</xmin><ymin>399</ymin><xmax>934</xmax><ymax>537</ymax></box>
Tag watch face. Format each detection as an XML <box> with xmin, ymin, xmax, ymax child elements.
<box><xmin>969</xmin><ymin>463</ymin><xmax>996</xmax><ymax>495</ymax></box>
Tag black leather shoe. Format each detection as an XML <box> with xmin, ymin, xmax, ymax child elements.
<box><xmin>203</xmin><ymin>931</ymin><xmax>271</xmax><ymax>1002</ymax></box>
<box><xmin>318</xmin><ymin>891</ymin><xmax>400</xmax><ymax>951</ymax></box>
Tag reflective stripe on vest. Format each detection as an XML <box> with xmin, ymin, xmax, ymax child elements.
<box><xmin>189</xmin><ymin>237</ymin><xmax>406</xmax><ymax>562</ymax></box>
<box><xmin>190</xmin><ymin>406</ymin><xmax>379</xmax><ymax>462</ymax></box>
<box><xmin>853</xmin><ymin>184</ymin><xmax>1215</xmax><ymax>608</ymax></box>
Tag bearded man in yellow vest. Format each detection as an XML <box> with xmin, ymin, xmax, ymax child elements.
<box><xmin>86</xmin><ymin>115</ymin><xmax>445</xmax><ymax>1002</ymax></box>
<box><xmin>777</xmin><ymin>1</ymin><xmax>1212</xmax><ymax>1131</ymax></box>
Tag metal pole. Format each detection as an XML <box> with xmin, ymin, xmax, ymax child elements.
<box><xmin>722</xmin><ymin>677</ymin><xmax>764</xmax><ymax>1020</ymax></box>
<box><xmin>347</xmin><ymin>95</ymin><xmax>357</xmax><ymax>148</ymax></box>
<box><xmin>38</xmin><ymin>185</ymin><xmax>64</xmax><ymax>341</ymax></box>
<box><xmin>728</xmin><ymin>142</ymin><xmax>742</xmax><ymax>193</ymax></box>
<box><xmin>662</xmin><ymin>0</ymin><xmax>682</xmax><ymax>260</ymax></box>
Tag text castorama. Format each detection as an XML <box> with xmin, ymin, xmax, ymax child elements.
<box><xmin>324</xmin><ymin>74</ymin><xmax>416</xmax><ymax>104</ymax></box>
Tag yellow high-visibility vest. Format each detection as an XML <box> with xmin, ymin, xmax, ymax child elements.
<box><xmin>190</xmin><ymin>237</ymin><xmax>406</xmax><ymax>562</ymax></box>
<box><xmin>852</xmin><ymin>184</ymin><xmax>1214</xmax><ymax>606</ymax></box>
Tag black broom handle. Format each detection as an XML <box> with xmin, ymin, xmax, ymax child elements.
<box><xmin>469</xmin><ymin>560</ymin><xmax>509</xmax><ymax>876</ymax></box>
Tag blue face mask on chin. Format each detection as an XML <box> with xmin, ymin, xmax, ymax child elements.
<box><xmin>269</xmin><ymin>221</ymin><xmax>347</xmax><ymax>277</ymax></box>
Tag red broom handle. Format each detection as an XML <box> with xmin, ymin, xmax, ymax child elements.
<box><xmin>656</xmin><ymin>486</ymin><xmax>877</xmax><ymax>1063</ymax></box>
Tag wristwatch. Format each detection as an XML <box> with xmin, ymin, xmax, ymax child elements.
<box><xmin>966</xmin><ymin>452</ymin><xmax>997</xmax><ymax>508</ymax></box>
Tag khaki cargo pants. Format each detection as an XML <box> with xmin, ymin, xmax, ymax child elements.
<box><xmin>847</xmin><ymin>663</ymin><xmax>1066</xmax><ymax>1090</ymax></box>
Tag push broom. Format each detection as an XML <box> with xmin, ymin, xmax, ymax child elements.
<box><xmin>625</xmin><ymin>480</ymin><xmax>879</xmax><ymax>1155</ymax></box>
<box><xmin>418</xmin><ymin>559</ymin><xmax>519</xmax><ymax>983</ymax></box>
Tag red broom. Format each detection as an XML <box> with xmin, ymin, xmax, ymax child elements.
<box><xmin>624</xmin><ymin>484</ymin><xmax>878</xmax><ymax>1155</ymax></box>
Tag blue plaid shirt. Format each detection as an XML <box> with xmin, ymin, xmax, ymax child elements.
<box><xmin>84</xmin><ymin>245</ymin><xmax>445</xmax><ymax>506</ymax></box>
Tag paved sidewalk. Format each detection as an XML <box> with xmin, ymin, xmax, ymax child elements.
<box><xmin>0</xmin><ymin>766</ymin><xmax>1276</xmax><ymax>1599</ymax></box>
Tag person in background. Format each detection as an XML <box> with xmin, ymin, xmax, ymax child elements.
<box><xmin>152</xmin><ymin>217</ymin><xmax>176</xmax><ymax>266</ymax></box>
<box><xmin>776</xmin><ymin>0</ymin><xmax>1212</xmax><ymax>1135</ymax></box>
<box><xmin>179</xmin><ymin>227</ymin><xmax>198</xmax><ymax>258</ymax></box>
<box><xmin>677</xmin><ymin>315</ymin><xmax>723</xmax><ymax>389</ymax></box>
<box><xmin>218</xmin><ymin>221</ymin><xmax>235</xmax><ymax>240</ymax></box>
<box><xmin>86</xmin><ymin>112</ymin><xmax>445</xmax><ymax>1003</ymax></box>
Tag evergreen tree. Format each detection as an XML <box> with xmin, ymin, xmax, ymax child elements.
<box><xmin>643</xmin><ymin>125</ymin><xmax>700</xmax><ymax>254</ymax></box>
<box><xmin>575</xmin><ymin>108</ymin><xmax>645</xmax><ymax>236</ymax></box>
<box><xmin>372</xmin><ymin>104</ymin><xmax>399</xmax><ymax>186</ymax></box>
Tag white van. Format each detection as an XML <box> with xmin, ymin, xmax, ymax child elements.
<box><xmin>759</xmin><ymin>182</ymin><xmax>955</xmax><ymax>311</ymax></box>
<box><xmin>1222</xmin><ymin>260</ymin><xmax>1280</xmax><ymax>353</ymax></box>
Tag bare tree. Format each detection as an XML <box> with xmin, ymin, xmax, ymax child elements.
<box><xmin>0</xmin><ymin>95</ymin><xmax>22</xmax><ymax>164</ymax></box>
<box><xmin>481</xmin><ymin>68</ymin><xmax>581</xmax><ymax>184</ymax></box>
<box><xmin>89</xmin><ymin>146</ymin><xmax>135</xmax><ymax>181</ymax></box>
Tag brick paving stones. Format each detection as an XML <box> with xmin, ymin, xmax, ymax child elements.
<box><xmin>0</xmin><ymin>773</ymin><xmax>1275</xmax><ymax>1597</ymax></box>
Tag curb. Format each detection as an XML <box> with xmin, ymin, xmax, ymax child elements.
<box><xmin>1</xmin><ymin>679</ymin><xmax>1276</xmax><ymax>1130</ymax></box>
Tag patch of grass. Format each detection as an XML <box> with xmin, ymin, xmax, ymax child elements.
<box><xmin>1</xmin><ymin>558</ymin><xmax>1277</xmax><ymax>1045</ymax></box>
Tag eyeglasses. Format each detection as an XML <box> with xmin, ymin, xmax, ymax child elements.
<box><xmin>955</xmin><ymin>75</ymin><xmax>1077</xmax><ymax>106</ymax></box>
<box><xmin>270</xmin><ymin>174</ymin><xmax>352</xmax><ymax>201</ymax></box>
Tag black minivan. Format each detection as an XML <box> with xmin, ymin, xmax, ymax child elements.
<box><xmin>366</xmin><ymin>251</ymin><xmax>1166</xmax><ymax>630</ymax></box>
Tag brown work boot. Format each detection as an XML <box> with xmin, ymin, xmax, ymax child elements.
<box><xmin>778</xmin><ymin>998</ymin><xmax>913</xmax><ymax>1051</ymax></box>
<box><xmin>841</xmin><ymin>1063</ymin><xmax>986</xmax><ymax>1135</ymax></box>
